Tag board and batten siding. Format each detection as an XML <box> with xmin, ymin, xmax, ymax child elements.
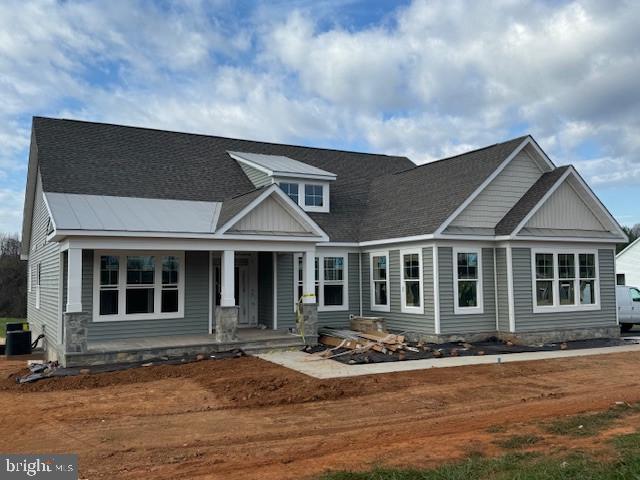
<box><xmin>230</xmin><ymin>196</ymin><xmax>307</xmax><ymax>234</ymax></box>
<box><xmin>450</xmin><ymin>151</ymin><xmax>544</xmax><ymax>229</ymax></box>
<box><xmin>437</xmin><ymin>247</ymin><xmax>496</xmax><ymax>334</ymax></box>
<box><xmin>238</xmin><ymin>162</ymin><xmax>272</xmax><ymax>188</ymax></box>
<box><xmin>512</xmin><ymin>248</ymin><xmax>617</xmax><ymax>331</ymax></box>
<box><xmin>258</xmin><ymin>252</ymin><xmax>274</xmax><ymax>329</ymax></box>
<box><xmin>26</xmin><ymin>173</ymin><xmax>61</xmax><ymax>346</ymax></box>
<box><xmin>361</xmin><ymin>248</ymin><xmax>435</xmax><ymax>334</ymax></box>
<box><xmin>276</xmin><ymin>252</ymin><xmax>359</xmax><ymax>330</ymax></box>
<box><xmin>85</xmin><ymin>251</ymin><xmax>210</xmax><ymax>342</ymax></box>
<box><xmin>495</xmin><ymin>248</ymin><xmax>510</xmax><ymax>332</ymax></box>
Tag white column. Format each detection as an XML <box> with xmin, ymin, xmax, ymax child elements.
<box><xmin>302</xmin><ymin>249</ymin><xmax>316</xmax><ymax>304</ymax></box>
<box><xmin>220</xmin><ymin>250</ymin><xmax>236</xmax><ymax>307</ymax></box>
<box><xmin>66</xmin><ymin>247</ymin><xmax>83</xmax><ymax>313</ymax></box>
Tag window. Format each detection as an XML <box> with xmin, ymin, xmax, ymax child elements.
<box><xmin>370</xmin><ymin>252</ymin><xmax>390</xmax><ymax>312</ymax></box>
<box><xmin>532</xmin><ymin>250</ymin><xmax>599</xmax><ymax>312</ymax></box>
<box><xmin>617</xmin><ymin>274</ymin><xmax>626</xmax><ymax>286</ymax></box>
<box><xmin>35</xmin><ymin>263</ymin><xmax>41</xmax><ymax>309</ymax></box>
<box><xmin>631</xmin><ymin>288</ymin><xmax>640</xmax><ymax>303</ymax></box>
<box><xmin>400</xmin><ymin>250</ymin><xmax>423</xmax><ymax>313</ymax></box>
<box><xmin>279</xmin><ymin>182</ymin><xmax>299</xmax><ymax>203</ymax></box>
<box><xmin>453</xmin><ymin>249</ymin><xmax>483</xmax><ymax>314</ymax></box>
<box><xmin>304</xmin><ymin>184</ymin><xmax>323</xmax><ymax>207</ymax></box>
<box><xmin>294</xmin><ymin>253</ymin><xmax>348</xmax><ymax>311</ymax></box>
<box><xmin>94</xmin><ymin>252</ymin><xmax>184</xmax><ymax>321</ymax></box>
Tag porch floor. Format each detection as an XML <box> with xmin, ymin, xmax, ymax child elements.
<box><xmin>87</xmin><ymin>328</ymin><xmax>305</xmax><ymax>354</ymax></box>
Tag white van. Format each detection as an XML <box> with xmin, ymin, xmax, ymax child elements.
<box><xmin>617</xmin><ymin>285</ymin><xmax>640</xmax><ymax>332</ymax></box>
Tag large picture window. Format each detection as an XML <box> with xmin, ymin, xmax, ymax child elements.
<box><xmin>370</xmin><ymin>252</ymin><xmax>390</xmax><ymax>312</ymax></box>
<box><xmin>400</xmin><ymin>249</ymin><xmax>423</xmax><ymax>314</ymax></box>
<box><xmin>453</xmin><ymin>248</ymin><xmax>483</xmax><ymax>314</ymax></box>
<box><xmin>532</xmin><ymin>250</ymin><xmax>600</xmax><ymax>313</ymax></box>
<box><xmin>94</xmin><ymin>252</ymin><xmax>184</xmax><ymax>321</ymax></box>
<box><xmin>294</xmin><ymin>253</ymin><xmax>348</xmax><ymax>311</ymax></box>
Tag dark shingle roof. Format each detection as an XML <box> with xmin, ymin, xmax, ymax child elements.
<box><xmin>495</xmin><ymin>166</ymin><xmax>570</xmax><ymax>235</ymax></box>
<box><xmin>216</xmin><ymin>187</ymin><xmax>267</xmax><ymax>229</ymax></box>
<box><xmin>33</xmin><ymin>117</ymin><xmax>414</xmax><ymax>242</ymax></box>
<box><xmin>357</xmin><ymin>136</ymin><xmax>529</xmax><ymax>241</ymax></box>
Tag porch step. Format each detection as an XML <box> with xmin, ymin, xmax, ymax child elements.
<box><xmin>222</xmin><ymin>336</ymin><xmax>308</xmax><ymax>355</ymax></box>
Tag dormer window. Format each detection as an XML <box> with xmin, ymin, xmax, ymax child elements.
<box><xmin>305</xmin><ymin>184</ymin><xmax>324</xmax><ymax>207</ymax></box>
<box><xmin>280</xmin><ymin>182</ymin><xmax>299</xmax><ymax>203</ymax></box>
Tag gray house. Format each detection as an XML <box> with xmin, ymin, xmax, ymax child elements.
<box><xmin>21</xmin><ymin>117</ymin><xmax>627</xmax><ymax>366</ymax></box>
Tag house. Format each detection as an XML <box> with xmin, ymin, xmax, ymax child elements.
<box><xmin>616</xmin><ymin>238</ymin><xmax>640</xmax><ymax>288</ymax></box>
<box><xmin>21</xmin><ymin>117</ymin><xmax>628</xmax><ymax>366</ymax></box>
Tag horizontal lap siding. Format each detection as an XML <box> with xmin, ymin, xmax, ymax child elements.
<box><xmin>495</xmin><ymin>248</ymin><xmax>510</xmax><ymax>332</ymax></box>
<box><xmin>27</xmin><ymin>174</ymin><xmax>61</xmax><ymax>345</ymax></box>
<box><xmin>86</xmin><ymin>251</ymin><xmax>210</xmax><ymax>342</ymax></box>
<box><xmin>438</xmin><ymin>247</ymin><xmax>496</xmax><ymax>334</ymax></box>
<box><xmin>258</xmin><ymin>252</ymin><xmax>274</xmax><ymax>328</ymax></box>
<box><xmin>362</xmin><ymin>249</ymin><xmax>435</xmax><ymax>334</ymax></box>
<box><xmin>513</xmin><ymin>248</ymin><xmax>617</xmax><ymax>331</ymax></box>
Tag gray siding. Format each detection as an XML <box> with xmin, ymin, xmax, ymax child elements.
<box><xmin>26</xmin><ymin>173</ymin><xmax>61</xmax><ymax>346</ymax></box>
<box><xmin>495</xmin><ymin>248</ymin><xmax>510</xmax><ymax>332</ymax></box>
<box><xmin>276</xmin><ymin>252</ymin><xmax>359</xmax><ymax>330</ymax></box>
<box><xmin>86</xmin><ymin>251</ymin><xmax>210</xmax><ymax>342</ymax></box>
<box><xmin>362</xmin><ymin>249</ymin><xmax>435</xmax><ymax>334</ymax></box>
<box><xmin>258</xmin><ymin>252</ymin><xmax>274</xmax><ymax>328</ymax></box>
<box><xmin>238</xmin><ymin>162</ymin><xmax>272</xmax><ymax>188</ymax></box>
<box><xmin>438</xmin><ymin>247</ymin><xmax>496</xmax><ymax>334</ymax></box>
<box><xmin>512</xmin><ymin>248</ymin><xmax>617</xmax><ymax>331</ymax></box>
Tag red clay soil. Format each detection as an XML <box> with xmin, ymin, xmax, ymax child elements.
<box><xmin>2</xmin><ymin>352</ymin><xmax>640</xmax><ymax>479</ymax></box>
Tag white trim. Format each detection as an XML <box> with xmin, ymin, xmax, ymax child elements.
<box><xmin>293</xmin><ymin>251</ymin><xmax>349</xmax><ymax>312</ymax></box>
<box><xmin>433</xmin><ymin>247</ymin><xmax>441</xmax><ymax>334</ymax></box>
<box><xmin>369</xmin><ymin>251</ymin><xmax>390</xmax><ymax>313</ymax></box>
<box><xmin>399</xmin><ymin>248</ymin><xmax>424</xmax><ymax>314</ymax></box>
<box><xmin>358</xmin><ymin>252</ymin><xmax>363</xmax><ymax>316</ymax></box>
<box><xmin>530</xmin><ymin>247</ymin><xmax>601</xmax><ymax>314</ymax></box>
<box><xmin>58</xmin><ymin>251</ymin><xmax>64</xmax><ymax>344</ymax></box>
<box><xmin>228</xmin><ymin>152</ymin><xmax>337</xmax><ymax>181</ymax></box>
<box><xmin>272</xmin><ymin>252</ymin><xmax>278</xmax><ymax>329</ymax></box>
<box><xmin>493</xmin><ymin>247</ymin><xmax>499</xmax><ymax>331</ymax></box>
<box><xmin>452</xmin><ymin>247</ymin><xmax>484</xmax><ymax>315</ymax></box>
<box><xmin>275</xmin><ymin>179</ymin><xmax>331</xmax><ymax>213</ymax></box>
<box><xmin>435</xmin><ymin>137</ymin><xmax>532</xmax><ymax>235</ymax></box>
<box><xmin>506</xmin><ymin>246</ymin><xmax>515</xmax><ymax>332</ymax></box>
<box><xmin>35</xmin><ymin>262</ymin><xmax>41</xmax><ymax>310</ymax></box>
<box><xmin>92</xmin><ymin>250</ymin><xmax>185</xmax><ymax>322</ymax></box>
<box><xmin>208</xmin><ymin>251</ymin><xmax>213</xmax><ymax>334</ymax></box>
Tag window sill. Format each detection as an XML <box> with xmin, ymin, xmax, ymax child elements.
<box><xmin>454</xmin><ymin>306</ymin><xmax>484</xmax><ymax>315</ymax></box>
<box><xmin>532</xmin><ymin>304</ymin><xmax>601</xmax><ymax>314</ymax></box>
<box><xmin>370</xmin><ymin>304</ymin><xmax>391</xmax><ymax>313</ymax></box>
<box><xmin>401</xmin><ymin>306</ymin><xmax>424</xmax><ymax>315</ymax></box>
<box><xmin>94</xmin><ymin>311</ymin><xmax>185</xmax><ymax>322</ymax></box>
<box><xmin>318</xmin><ymin>305</ymin><xmax>348</xmax><ymax>312</ymax></box>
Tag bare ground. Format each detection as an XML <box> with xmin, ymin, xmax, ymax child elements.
<box><xmin>2</xmin><ymin>352</ymin><xmax>640</xmax><ymax>479</ymax></box>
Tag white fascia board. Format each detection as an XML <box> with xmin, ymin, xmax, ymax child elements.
<box><xmin>272</xmin><ymin>172</ymin><xmax>337</xmax><ymax>181</ymax></box>
<box><xmin>526</xmin><ymin>136</ymin><xmax>557</xmax><ymax>170</ymax></box>
<box><xmin>229</xmin><ymin>152</ymin><xmax>336</xmax><ymax>182</ymax></box>
<box><xmin>216</xmin><ymin>184</ymin><xmax>330</xmax><ymax>241</ymax></box>
<box><xmin>617</xmin><ymin>237</ymin><xmax>640</xmax><ymax>259</ymax></box>
<box><xmin>228</xmin><ymin>152</ymin><xmax>274</xmax><ymax>176</ymax></box>
<box><xmin>434</xmin><ymin>137</ymin><xmax>532</xmax><ymax>235</ymax></box>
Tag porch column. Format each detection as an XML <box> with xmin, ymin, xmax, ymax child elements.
<box><xmin>299</xmin><ymin>249</ymin><xmax>318</xmax><ymax>344</ymax></box>
<box><xmin>216</xmin><ymin>250</ymin><xmax>238</xmax><ymax>342</ymax></box>
<box><xmin>66</xmin><ymin>247</ymin><xmax>83</xmax><ymax>313</ymax></box>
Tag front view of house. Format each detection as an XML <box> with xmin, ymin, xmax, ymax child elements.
<box><xmin>21</xmin><ymin>118</ymin><xmax>627</xmax><ymax>366</ymax></box>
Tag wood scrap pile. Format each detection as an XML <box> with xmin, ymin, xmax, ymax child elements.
<box><xmin>317</xmin><ymin>327</ymin><xmax>419</xmax><ymax>359</ymax></box>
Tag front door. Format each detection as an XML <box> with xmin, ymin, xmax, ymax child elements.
<box><xmin>214</xmin><ymin>264</ymin><xmax>250</xmax><ymax>328</ymax></box>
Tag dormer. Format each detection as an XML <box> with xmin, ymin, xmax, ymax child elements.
<box><xmin>228</xmin><ymin>151</ymin><xmax>336</xmax><ymax>213</ymax></box>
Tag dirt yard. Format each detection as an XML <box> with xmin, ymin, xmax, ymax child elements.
<box><xmin>2</xmin><ymin>352</ymin><xmax>640</xmax><ymax>479</ymax></box>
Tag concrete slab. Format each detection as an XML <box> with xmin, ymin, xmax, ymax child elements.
<box><xmin>257</xmin><ymin>343</ymin><xmax>640</xmax><ymax>379</ymax></box>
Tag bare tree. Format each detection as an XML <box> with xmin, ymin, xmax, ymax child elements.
<box><xmin>0</xmin><ymin>233</ymin><xmax>27</xmax><ymax>318</ymax></box>
<box><xmin>618</xmin><ymin>224</ymin><xmax>640</xmax><ymax>254</ymax></box>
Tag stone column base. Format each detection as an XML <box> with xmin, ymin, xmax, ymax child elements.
<box><xmin>216</xmin><ymin>306</ymin><xmax>239</xmax><ymax>343</ymax></box>
<box><xmin>298</xmin><ymin>303</ymin><xmax>318</xmax><ymax>345</ymax></box>
<box><xmin>64</xmin><ymin>311</ymin><xmax>90</xmax><ymax>354</ymax></box>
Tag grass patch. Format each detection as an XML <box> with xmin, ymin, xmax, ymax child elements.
<box><xmin>486</xmin><ymin>425</ymin><xmax>506</xmax><ymax>434</ymax></box>
<box><xmin>494</xmin><ymin>434</ymin><xmax>542</xmax><ymax>449</ymax></box>
<box><xmin>318</xmin><ymin>432</ymin><xmax>640</xmax><ymax>480</ymax></box>
<box><xmin>545</xmin><ymin>403</ymin><xmax>639</xmax><ymax>437</ymax></box>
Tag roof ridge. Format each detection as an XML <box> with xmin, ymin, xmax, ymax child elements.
<box><xmin>33</xmin><ymin>116</ymin><xmax>412</xmax><ymax>161</ymax></box>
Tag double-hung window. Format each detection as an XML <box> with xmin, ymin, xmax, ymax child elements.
<box><xmin>294</xmin><ymin>253</ymin><xmax>348</xmax><ymax>311</ymax></box>
<box><xmin>400</xmin><ymin>249</ymin><xmax>423</xmax><ymax>314</ymax></box>
<box><xmin>370</xmin><ymin>252</ymin><xmax>390</xmax><ymax>312</ymax></box>
<box><xmin>532</xmin><ymin>250</ymin><xmax>599</xmax><ymax>312</ymax></box>
<box><xmin>453</xmin><ymin>248</ymin><xmax>483</xmax><ymax>314</ymax></box>
<box><xmin>304</xmin><ymin>184</ymin><xmax>324</xmax><ymax>207</ymax></box>
<box><xmin>279</xmin><ymin>182</ymin><xmax>299</xmax><ymax>204</ymax></box>
<box><xmin>94</xmin><ymin>252</ymin><xmax>184</xmax><ymax>321</ymax></box>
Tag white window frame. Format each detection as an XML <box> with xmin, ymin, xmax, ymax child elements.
<box><xmin>452</xmin><ymin>247</ymin><xmax>484</xmax><ymax>315</ymax></box>
<box><xmin>293</xmin><ymin>252</ymin><xmax>348</xmax><ymax>312</ymax></box>
<box><xmin>400</xmin><ymin>248</ymin><xmax>423</xmax><ymax>314</ymax></box>
<box><xmin>531</xmin><ymin>248</ymin><xmax>600</xmax><ymax>314</ymax></box>
<box><xmin>277</xmin><ymin>179</ymin><xmax>330</xmax><ymax>213</ymax></box>
<box><xmin>35</xmin><ymin>263</ymin><xmax>41</xmax><ymax>309</ymax></box>
<box><xmin>93</xmin><ymin>251</ymin><xmax>185</xmax><ymax>322</ymax></box>
<box><xmin>369</xmin><ymin>251</ymin><xmax>390</xmax><ymax>312</ymax></box>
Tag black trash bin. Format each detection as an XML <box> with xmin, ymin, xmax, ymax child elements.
<box><xmin>5</xmin><ymin>330</ymin><xmax>32</xmax><ymax>356</ymax></box>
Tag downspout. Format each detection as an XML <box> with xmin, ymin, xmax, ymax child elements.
<box><xmin>358</xmin><ymin>252</ymin><xmax>363</xmax><ymax>316</ymax></box>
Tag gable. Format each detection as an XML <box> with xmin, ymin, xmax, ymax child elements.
<box><xmin>228</xmin><ymin>195</ymin><xmax>314</xmax><ymax>235</ymax></box>
<box><xmin>238</xmin><ymin>162</ymin><xmax>272</xmax><ymax>188</ymax></box>
<box><xmin>449</xmin><ymin>147</ymin><xmax>548</xmax><ymax>229</ymax></box>
<box><xmin>524</xmin><ymin>180</ymin><xmax>605</xmax><ymax>231</ymax></box>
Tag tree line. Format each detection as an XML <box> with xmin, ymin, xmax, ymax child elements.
<box><xmin>0</xmin><ymin>233</ymin><xmax>27</xmax><ymax>318</ymax></box>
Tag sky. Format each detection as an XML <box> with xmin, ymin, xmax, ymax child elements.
<box><xmin>1</xmin><ymin>0</ymin><xmax>639</xmax><ymax>235</ymax></box>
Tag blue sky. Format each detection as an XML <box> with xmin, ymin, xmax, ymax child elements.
<box><xmin>1</xmin><ymin>0</ymin><xmax>639</xmax><ymax>234</ymax></box>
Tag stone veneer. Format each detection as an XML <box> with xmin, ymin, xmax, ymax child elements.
<box><xmin>64</xmin><ymin>311</ymin><xmax>90</xmax><ymax>353</ymax></box>
<box><xmin>215</xmin><ymin>306</ymin><xmax>239</xmax><ymax>343</ymax></box>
